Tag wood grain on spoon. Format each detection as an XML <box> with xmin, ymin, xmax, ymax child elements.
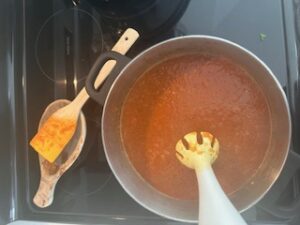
<box><xmin>30</xmin><ymin>28</ymin><xmax>139</xmax><ymax>163</ymax></box>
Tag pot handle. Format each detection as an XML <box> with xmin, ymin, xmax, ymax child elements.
<box><xmin>258</xmin><ymin>150</ymin><xmax>300</xmax><ymax>218</ymax></box>
<box><xmin>85</xmin><ymin>51</ymin><xmax>130</xmax><ymax>105</ymax></box>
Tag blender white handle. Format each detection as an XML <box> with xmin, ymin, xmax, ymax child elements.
<box><xmin>196</xmin><ymin>165</ymin><xmax>248</xmax><ymax>225</ymax></box>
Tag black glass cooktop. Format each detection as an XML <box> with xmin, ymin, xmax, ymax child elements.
<box><xmin>1</xmin><ymin>0</ymin><xmax>300</xmax><ymax>224</ymax></box>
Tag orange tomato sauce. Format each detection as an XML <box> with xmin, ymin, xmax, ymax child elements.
<box><xmin>121</xmin><ymin>54</ymin><xmax>271</xmax><ymax>200</ymax></box>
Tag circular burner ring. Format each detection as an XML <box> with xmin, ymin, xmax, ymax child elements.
<box><xmin>87</xmin><ymin>0</ymin><xmax>158</xmax><ymax>20</ymax></box>
<box><xmin>35</xmin><ymin>8</ymin><xmax>104</xmax><ymax>83</ymax></box>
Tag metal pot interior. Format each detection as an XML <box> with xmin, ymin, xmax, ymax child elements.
<box><xmin>101</xmin><ymin>36</ymin><xmax>291</xmax><ymax>222</ymax></box>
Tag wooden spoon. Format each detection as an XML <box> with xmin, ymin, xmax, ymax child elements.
<box><xmin>33</xmin><ymin>99</ymin><xmax>86</xmax><ymax>208</ymax></box>
<box><xmin>33</xmin><ymin>28</ymin><xmax>139</xmax><ymax>208</ymax></box>
<box><xmin>176</xmin><ymin>131</ymin><xmax>247</xmax><ymax>225</ymax></box>
<box><xmin>30</xmin><ymin>28</ymin><xmax>139</xmax><ymax>163</ymax></box>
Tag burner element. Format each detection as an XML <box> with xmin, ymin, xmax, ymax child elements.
<box><xmin>35</xmin><ymin>8</ymin><xmax>103</xmax><ymax>84</ymax></box>
<box><xmin>88</xmin><ymin>0</ymin><xmax>157</xmax><ymax>19</ymax></box>
<box><xmin>58</xmin><ymin>163</ymin><xmax>112</xmax><ymax>196</ymax></box>
<box><xmin>57</xmin><ymin>101</ymin><xmax>112</xmax><ymax>196</ymax></box>
<box><xmin>87</xmin><ymin>0</ymin><xmax>190</xmax><ymax>39</ymax></box>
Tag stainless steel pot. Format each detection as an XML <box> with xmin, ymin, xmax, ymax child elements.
<box><xmin>85</xmin><ymin>36</ymin><xmax>291</xmax><ymax>222</ymax></box>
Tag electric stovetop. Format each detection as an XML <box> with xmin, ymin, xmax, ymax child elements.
<box><xmin>1</xmin><ymin>0</ymin><xmax>300</xmax><ymax>224</ymax></box>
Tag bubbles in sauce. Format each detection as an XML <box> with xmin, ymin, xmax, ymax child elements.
<box><xmin>121</xmin><ymin>54</ymin><xmax>271</xmax><ymax>200</ymax></box>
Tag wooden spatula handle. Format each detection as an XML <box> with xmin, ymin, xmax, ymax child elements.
<box><xmin>93</xmin><ymin>28</ymin><xmax>139</xmax><ymax>89</ymax></box>
<box><xmin>33</xmin><ymin>176</ymin><xmax>59</xmax><ymax>208</ymax></box>
<box><xmin>71</xmin><ymin>28</ymin><xmax>139</xmax><ymax>109</ymax></box>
